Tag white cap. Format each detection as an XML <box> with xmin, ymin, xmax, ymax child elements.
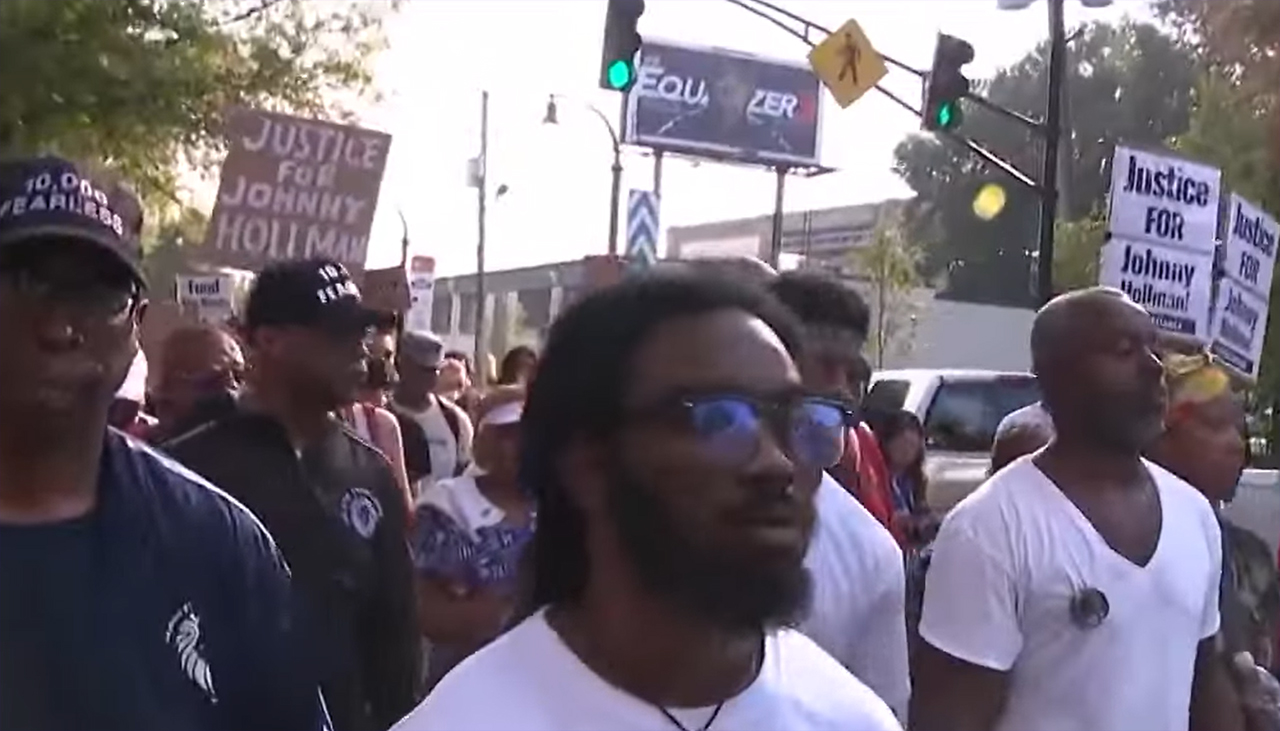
<box><xmin>116</xmin><ymin>350</ymin><xmax>148</xmax><ymax>404</ymax></box>
<box><xmin>479</xmin><ymin>401</ymin><xmax>523</xmax><ymax>429</ymax></box>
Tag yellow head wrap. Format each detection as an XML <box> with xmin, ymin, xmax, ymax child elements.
<box><xmin>1163</xmin><ymin>350</ymin><xmax>1231</xmax><ymax>415</ymax></box>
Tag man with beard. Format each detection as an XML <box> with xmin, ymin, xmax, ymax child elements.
<box><xmin>911</xmin><ymin>287</ymin><xmax>1241</xmax><ymax>731</ymax></box>
<box><xmin>0</xmin><ymin>157</ymin><xmax>326</xmax><ymax>729</ymax></box>
<box><xmin>164</xmin><ymin>259</ymin><xmax>420</xmax><ymax>731</ymax></box>
<box><xmin>768</xmin><ymin>271</ymin><xmax>910</xmax><ymax>718</ymax></box>
<box><xmin>393</xmin><ymin>272</ymin><xmax>900</xmax><ymax>731</ymax></box>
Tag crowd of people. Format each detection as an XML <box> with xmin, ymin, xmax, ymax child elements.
<box><xmin>1</xmin><ymin>154</ymin><xmax>1278</xmax><ymax>731</ymax></box>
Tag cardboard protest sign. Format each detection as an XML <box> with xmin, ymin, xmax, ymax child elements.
<box><xmin>197</xmin><ymin>108</ymin><xmax>392</xmax><ymax>273</ymax></box>
<box><xmin>361</xmin><ymin>266</ymin><xmax>411</xmax><ymax>313</ymax></box>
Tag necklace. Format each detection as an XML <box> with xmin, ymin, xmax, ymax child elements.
<box><xmin>657</xmin><ymin>702</ymin><xmax>725</xmax><ymax>731</ymax></box>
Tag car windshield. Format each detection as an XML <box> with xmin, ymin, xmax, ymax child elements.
<box><xmin>923</xmin><ymin>377</ymin><xmax>1041</xmax><ymax>452</ymax></box>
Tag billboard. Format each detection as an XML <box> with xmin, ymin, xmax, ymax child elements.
<box><xmin>623</xmin><ymin>39</ymin><xmax>823</xmax><ymax>168</ymax></box>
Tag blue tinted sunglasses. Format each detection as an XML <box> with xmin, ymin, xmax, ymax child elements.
<box><xmin>635</xmin><ymin>393</ymin><xmax>856</xmax><ymax>469</ymax></box>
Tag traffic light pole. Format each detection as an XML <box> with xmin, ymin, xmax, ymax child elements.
<box><xmin>723</xmin><ymin>0</ymin><xmax>1069</xmax><ymax>305</ymax></box>
<box><xmin>1036</xmin><ymin>0</ymin><xmax>1067</xmax><ymax>306</ymax></box>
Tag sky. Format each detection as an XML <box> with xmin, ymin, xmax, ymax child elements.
<box><xmin>335</xmin><ymin>0</ymin><xmax>1151</xmax><ymax>275</ymax></box>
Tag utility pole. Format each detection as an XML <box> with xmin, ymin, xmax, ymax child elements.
<box><xmin>1034</xmin><ymin>0</ymin><xmax>1066</xmax><ymax>306</ymax></box>
<box><xmin>474</xmin><ymin>90</ymin><xmax>489</xmax><ymax>386</ymax></box>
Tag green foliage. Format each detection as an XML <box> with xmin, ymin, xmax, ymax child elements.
<box><xmin>1052</xmin><ymin>210</ymin><xmax>1106</xmax><ymax>292</ymax></box>
<box><xmin>0</xmin><ymin>0</ymin><xmax>393</xmax><ymax>208</ymax></box>
<box><xmin>851</xmin><ymin>215</ymin><xmax>925</xmax><ymax>367</ymax></box>
<box><xmin>892</xmin><ymin>20</ymin><xmax>1198</xmax><ymax>306</ymax></box>
<box><xmin>1172</xmin><ymin>70</ymin><xmax>1280</xmax><ymax>406</ymax></box>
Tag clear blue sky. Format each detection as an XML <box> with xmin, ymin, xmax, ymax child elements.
<box><xmin>322</xmin><ymin>0</ymin><xmax>1150</xmax><ymax>275</ymax></box>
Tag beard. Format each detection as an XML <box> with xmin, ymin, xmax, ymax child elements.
<box><xmin>604</xmin><ymin>463</ymin><xmax>813</xmax><ymax>634</ymax></box>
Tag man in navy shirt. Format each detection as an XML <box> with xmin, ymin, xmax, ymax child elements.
<box><xmin>0</xmin><ymin>156</ymin><xmax>329</xmax><ymax>731</ymax></box>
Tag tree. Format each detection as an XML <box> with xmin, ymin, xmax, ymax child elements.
<box><xmin>1052</xmin><ymin>209</ymin><xmax>1106</xmax><ymax>292</ymax></box>
<box><xmin>850</xmin><ymin>215</ymin><xmax>925</xmax><ymax>368</ymax></box>
<box><xmin>892</xmin><ymin>20</ymin><xmax>1198</xmax><ymax>306</ymax></box>
<box><xmin>1171</xmin><ymin>69</ymin><xmax>1280</xmax><ymax>412</ymax></box>
<box><xmin>0</xmin><ymin>0</ymin><xmax>393</xmax><ymax>208</ymax></box>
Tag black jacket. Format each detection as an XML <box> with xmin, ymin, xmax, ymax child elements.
<box><xmin>0</xmin><ymin>430</ymin><xmax>329</xmax><ymax>730</ymax></box>
<box><xmin>163</xmin><ymin>408</ymin><xmax>420</xmax><ymax>731</ymax></box>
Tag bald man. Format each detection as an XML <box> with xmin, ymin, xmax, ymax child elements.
<box><xmin>910</xmin><ymin>287</ymin><xmax>1241</xmax><ymax>731</ymax></box>
<box><xmin>989</xmin><ymin>402</ymin><xmax>1055</xmax><ymax>475</ymax></box>
<box><xmin>151</xmin><ymin>325</ymin><xmax>244</xmax><ymax>441</ymax></box>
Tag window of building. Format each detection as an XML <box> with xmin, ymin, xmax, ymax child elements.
<box><xmin>458</xmin><ymin>293</ymin><xmax>478</xmax><ymax>335</ymax></box>
<box><xmin>516</xmin><ymin>287</ymin><xmax>553</xmax><ymax>330</ymax></box>
<box><xmin>430</xmin><ymin>292</ymin><xmax>451</xmax><ymax>334</ymax></box>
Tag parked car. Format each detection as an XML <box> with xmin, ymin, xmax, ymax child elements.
<box><xmin>866</xmin><ymin>368</ymin><xmax>1280</xmax><ymax>551</ymax></box>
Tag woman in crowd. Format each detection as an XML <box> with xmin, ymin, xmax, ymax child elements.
<box><xmin>1146</xmin><ymin>351</ymin><xmax>1280</xmax><ymax>723</ymax></box>
<box><xmin>410</xmin><ymin>385</ymin><xmax>535</xmax><ymax>690</ymax></box>
<box><xmin>872</xmin><ymin>409</ymin><xmax>938</xmax><ymax>549</ymax></box>
<box><xmin>496</xmin><ymin>345</ymin><xmax>537</xmax><ymax>387</ymax></box>
<box><xmin>340</xmin><ymin>320</ymin><xmax>414</xmax><ymax>514</ymax></box>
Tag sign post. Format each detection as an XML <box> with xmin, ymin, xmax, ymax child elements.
<box><xmin>626</xmin><ymin>189</ymin><xmax>660</xmax><ymax>271</ymax></box>
<box><xmin>1209</xmin><ymin>194</ymin><xmax>1277</xmax><ymax>379</ymax></box>
<box><xmin>1100</xmin><ymin>145</ymin><xmax>1221</xmax><ymax>340</ymax></box>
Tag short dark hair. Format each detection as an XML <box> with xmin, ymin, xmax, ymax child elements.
<box><xmin>768</xmin><ymin>270</ymin><xmax>870</xmax><ymax>339</ymax></box>
<box><xmin>520</xmin><ymin>272</ymin><xmax>805</xmax><ymax>610</ymax></box>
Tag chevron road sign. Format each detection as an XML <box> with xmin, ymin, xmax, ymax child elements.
<box><xmin>626</xmin><ymin>189</ymin><xmax>660</xmax><ymax>270</ymax></box>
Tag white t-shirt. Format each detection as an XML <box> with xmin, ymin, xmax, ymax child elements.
<box><xmin>392</xmin><ymin>610</ymin><xmax>902</xmax><ymax>731</ymax></box>
<box><xmin>801</xmin><ymin>473</ymin><xmax>909</xmax><ymax>718</ymax></box>
<box><xmin>919</xmin><ymin>456</ymin><xmax>1222</xmax><ymax>731</ymax></box>
<box><xmin>398</xmin><ymin>396</ymin><xmax>474</xmax><ymax>489</ymax></box>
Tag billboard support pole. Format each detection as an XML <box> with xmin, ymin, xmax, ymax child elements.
<box><xmin>652</xmin><ymin>150</ymin><xmax>664</xmax><ymax>200</ymax></box>
<box><xmin>768</xmin><ymin>166</ymin><xmax>788</xmax><ymax>268</ymax></box>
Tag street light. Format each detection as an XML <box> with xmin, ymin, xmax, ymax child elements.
<box><xmin>543</xmin><ymin>94</ymin><xmax>624</xmax><ymax>257</ymax></box>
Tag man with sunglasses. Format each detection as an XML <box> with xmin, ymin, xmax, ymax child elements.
<box><xmin>164</xmin><ymin>259</ymin><xmax>420</xmax><ymax>731</ymax></box>
<box><xmin>394</xmin><ymin>272</ymin><xmax>899</xmax><ymax>730</ymax></box>
<box><xmin>0</xmin><ymin>156</ymin><xmax>328</xmax><ymax>729</ymax></box>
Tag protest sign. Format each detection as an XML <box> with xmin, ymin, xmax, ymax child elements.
<box><xmin>362</xmin><ymin>266</ymin><xmax>410</xmax><ymax>313</ymax></box>
<box><xmin>198</xmin><ymin>108</ymin><xmax>391</xmax><ymax>273</ymax></box>
<box><xmin>1099</xmin><ymin>238</ymin><xmax>1214</xmax><ymax>338</ymax></box>
<box><xmin>1220</xmin><ymin>194</ymin><xmax>1277</xmax><ymax>299</ymax></box>
<box><xmin>1107</xmin><ymin>145</ymin><xmax>1221</xmax><ymax>255</ymax></box>
<box><xmin>405</xmin><ymin>255</ymin><xmax>436</xmax><ymax>333</ymax></box>
<box><xmin>176</xmin><ymin>273</ymin><xmax>236</xmax><ymax>324</ymax></box>
<box><xmin>1209</xmin><ymin>277</ymin><xmax>1272</xmax><ymax>378</ymax></box>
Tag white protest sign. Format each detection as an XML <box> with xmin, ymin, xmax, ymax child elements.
<box><xmin>1209</xmin><ymin>277</ymin><xmax>1272</xmax><ymax>378</ymax></box>
<box><xmin>176</xmin><ymin>274</ymin><xmax>236</xmax><ymax>324</ymax></box>
<box><xmin>405</xmin><ymin>255</ymin><xmax>436</xmax><ymax>333</ymax></box>
<box><xmin>1108</xmin><ymin>145</ymin><xmax>1221</xmax><ymax>255</ymax></box>
<box><xmin>1099</xmin><ymin>238</ymin><xmax>1214</xmax><ymax>338</ymax></box>
<box><xmin>1221</xmin><ymin>194</ymin><xmax>1277</xmax><ymax>299</ymax></box>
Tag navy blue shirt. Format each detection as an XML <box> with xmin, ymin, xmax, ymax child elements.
<box><xmin>0</xmin><ymin>430</ymin><xmax>330</xmax><ymax>731</ymax></box>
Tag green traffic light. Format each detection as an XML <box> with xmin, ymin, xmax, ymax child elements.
<box><xmin>606</xmin><ymin>59</ymin><xmax>635</xmax><ymax>90</ymax></box>
<box><xmin>936</xmin><ymin>102</ymin><xmax>956</xmax><ymax>129</ymax></box>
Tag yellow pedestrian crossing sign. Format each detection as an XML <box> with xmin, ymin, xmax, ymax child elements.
<box><xmin>807</xmin><ymin>18</ymin><xmax>888</xmax><ymax>108</ymax></box>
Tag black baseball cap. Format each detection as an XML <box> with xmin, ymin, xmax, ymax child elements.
<box><xmin>0</xmin><ymin>156</ymin><xmax>146</xmax><ymax>284</ymax></box>
<box><xmin>244</xmin><ymin>259</ymin><xmax>381</xmax><ymax>335</ymax></box>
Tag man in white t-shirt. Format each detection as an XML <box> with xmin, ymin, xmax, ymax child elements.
<box><xmin>393</xmin><ymin>331</ymin><xmax>474</xmax><ymax>492</ymax></box>
<box><xmin>910</xmin><ymin>287</ymin><xmax>1242</xmax><ymax>731</ymax></box>
<box><xmin>394</xmin><ymin>273</ymin><xmax>899</xmax><ymax>731</ymax></box>
<box><xmin>768</xmin><ymin>270</ymin><xmax>909</xmax><ymax>717</ymax></box>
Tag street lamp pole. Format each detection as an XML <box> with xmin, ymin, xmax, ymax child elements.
<box><xmin>474</xmin><ymin>90</ymin><xmax>489</xmax><ymax>383</ymax></box>
<box><xmin>545</xmin><ymin>95</ymin><xmax>624</xmax><ymax>256</ymax></box>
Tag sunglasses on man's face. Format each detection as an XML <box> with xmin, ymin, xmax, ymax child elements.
<box><xmin>630</xmin><ymin>392</ymin><xmax>856</xmax><ymax>470</ymax></box>
<box><xmin>0</xmin><ymin>265</ymin><xmax>138</xmax><ymax>322</ymax></box>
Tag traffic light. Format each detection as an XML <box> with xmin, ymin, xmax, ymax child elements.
<box><xmin>922</xmin><ymin>33</ymin><xmax>974</xmax><ymax>132</ymax></box>
<box><xmin>599</xmin><ymin>0</ymin><xmax>645</xmax><ymax>92</ymax></box>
